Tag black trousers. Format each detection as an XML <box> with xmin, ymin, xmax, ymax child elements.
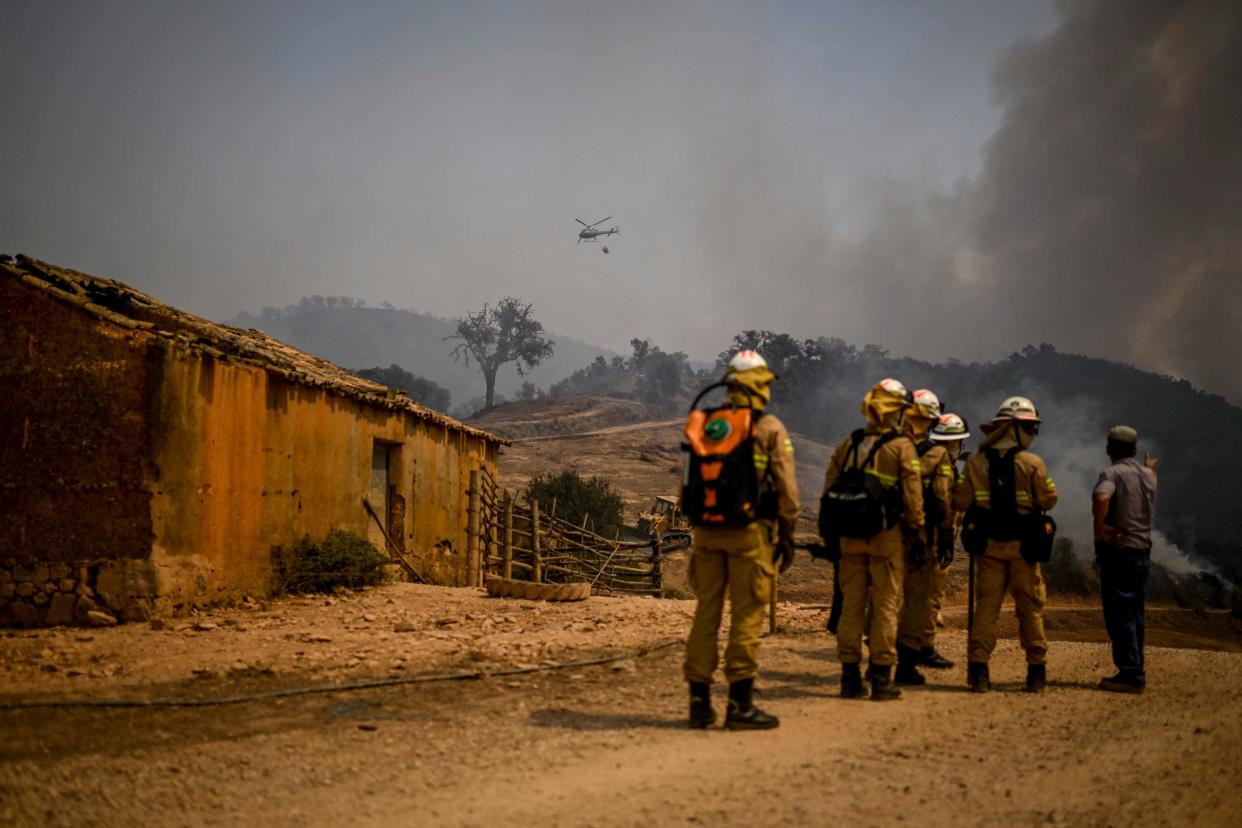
<box><xmin>1095</xmin><ymin>543</ymin><xmax>1151</xmax><ymax>683</ymax></box>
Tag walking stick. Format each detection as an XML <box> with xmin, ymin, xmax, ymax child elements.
<box><xmin>967</xmin><ymin>551</ymin><xmax>975</xmax><ymax>683</ymax></box>
<box><xmin>769</xmin><ymin>570</ymin><xmax>779</xmax><ymax>634</ymax></box>
<box><xmin>827</xmin><ymin>559</ymin><xmax>843</xmax><ymax>634</ymax></box>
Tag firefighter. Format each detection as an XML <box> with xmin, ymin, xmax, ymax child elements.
<box><xmin>920</xmin><ymin>413</ymin><xmax>970</xmax><ymax>669</ymax></box>
<box><xmin>955</xmin><ymin>397</ymin><xmax>1058</xmax><ymax>693</ymax></box>
<box><xmin>822</xmin><ymin>379</ymin><xmax>923</xmax><ymax>700</ymax></box>
<box><xmin>682</xmin><ymin>350</ymin><xmax>800</xmax><ymax>729</ymax></box>
<box><xmin>894</xmin><ymin>390</ymin><xmax>949</xmax><ymax>685</ymax></box>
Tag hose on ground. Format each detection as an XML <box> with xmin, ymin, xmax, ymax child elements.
<box><xmin>0</xmin><ymin>639</ymin><xmax>685</xmax><ymax>711</ymax></box>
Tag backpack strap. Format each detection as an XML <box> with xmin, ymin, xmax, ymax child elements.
<box><xmin>856</xmin><ymin>430</ymin><xmax>898</xmax><ymax>471</ymax></box>
<box><xmin>915</xmin><ymin>438</ymin><xmax>935</xmax><ymax>457</ymax></box>
<box><xmin>844</xmin><ymin>428</ymin><xmax>866</xmax><ymax>469</ymax></box>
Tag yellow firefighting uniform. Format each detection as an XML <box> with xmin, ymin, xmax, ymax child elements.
<box><xmin>926</xmin><ymin>562</ymin><xmax>948</xmax><ymax>641</ymax></box>
<box><xmin>823</xmin><ymin>431</ymin><xmax>924</xmax><ymax>667</ymax></box>
<box><xmin>683</xmin><ymin>412</ymin><xmax>800</xmax><ymax>684</ymax></box>
<box><xmin>897</xmin><ymin>442</ymin><xmax>954</xmax><ymax>652</ymax></box>
<box><xmin>954</xmin><ymin>435</ymin><xmax>1058</xmax><ymax>665</ymax></box>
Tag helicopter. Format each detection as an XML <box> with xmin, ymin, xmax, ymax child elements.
<box><xmin>575</xmin><ymin>217</ymin><xmax>620</xmax><ymax>245</ymax></box>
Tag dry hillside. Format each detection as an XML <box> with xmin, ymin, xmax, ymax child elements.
<box><xmin>472</xmin><ymin>395</ymin><xmax>837</xmax><ymax>600</ymax></box>
<box><xmin>472</xmin><ymin>395</ymin><xmax>833</xmax><ymax>528</ymax></box>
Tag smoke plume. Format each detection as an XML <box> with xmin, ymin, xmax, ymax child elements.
<box><xmin>961</xmin><ymin>0</ymin><xmax>1242</xmax><ymax>400</ymax></box>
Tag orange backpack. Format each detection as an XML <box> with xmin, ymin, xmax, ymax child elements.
<box><xmin>680</xmin><ymin>382</ymin><xmax>763</xmax><ymax>527</ymax></box>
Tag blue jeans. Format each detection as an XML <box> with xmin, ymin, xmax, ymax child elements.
<box><xmin>1096</xmin><ymin>543</ymin><xmax>1150</xmax><ymax>683</ymax></box>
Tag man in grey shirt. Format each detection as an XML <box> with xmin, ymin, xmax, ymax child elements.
<box><xmin>1092</xmin><ymin>425</ymin><xmax>1158</xmax><ymax>693</ymax></box>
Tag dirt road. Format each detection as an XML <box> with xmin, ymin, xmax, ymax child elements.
<box><xmin>2</xmin><ymin>585</ymin><xmax>1240</xmax><ymax>827</ymax></box>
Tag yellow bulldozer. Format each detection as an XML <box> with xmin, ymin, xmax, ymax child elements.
<box><xmin>635</xmin><ymin>496</ymin><xmax>691</xmax><ymax>549</ymax></box>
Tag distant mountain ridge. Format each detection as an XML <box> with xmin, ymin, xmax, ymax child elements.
<box><xmin>229</xmin><ymin>299</ymin><xmax>615</xmax><ymax>409</ymax></box>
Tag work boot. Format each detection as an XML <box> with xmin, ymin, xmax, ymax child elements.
<box><xmin>840</xmin><ymin>663</ymin><xmax>868</xmax><ymax>699</ymax></box>
<box><xmin>725</xmin><ymin>678</ymin><xmax>779</xmax><ymax>730</ymax></box>
<box><xmin>895</xmin><ymin>645</ymin><xmax>926</xmax><ymax>686</ymax></box>
<box><xmin>1024</xmin><ymin>664</ymin><xmax>1048</xmax><ymax>694</ymax></box>
<box><xmin>1098</xmin><ymin>672</ymin><xmax>1145</xmax><ymax>694</ymax></box>
<box><xmin>919</xmin><ymin>646</ymin><xmax>955</xmax><ymax>670</ymax></box>
<box><xmin>868</xmin><ymin>665</ymin><xmax>902</xmax><ymax>701</ymax></box>
<box><xmin>968</xmin><ymin>662</ymin><xmax>991</xmax><ymax>694</ymax></box>
<box><xmin>688</xmin><ymin>682</ymin><xmax>716</xmax><ymax>729</ymax></box>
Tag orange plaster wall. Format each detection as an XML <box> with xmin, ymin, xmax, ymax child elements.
<box><xmin>146</xmin><ymin>345</ymin><xmax>496</xmax><ymax>610</ymax></box>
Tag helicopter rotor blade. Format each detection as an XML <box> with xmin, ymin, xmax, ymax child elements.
<box><xmin>592</xmin><ymin>216</ymin><xmax>612</xmax><ymax>227</ymax></box>
<box><xmin>575</xmin><ymin>218</ymin><xmax>589</xmax><ymax>227</ymax></box>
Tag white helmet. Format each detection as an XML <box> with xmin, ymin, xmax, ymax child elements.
<box><xmin>930</xmin><ymin>412</ymin><xmax>970</xmax><ymax>442</ymax></box>
<box><xmin>911</xmin><ymin>389</ymin><xmax>942</xmax><ymax>420</ymax></box>
<box><xmin>726</xmin><ymin>350</ymin><xmax>768</xmax><ymax>374</ymax></box>
<box><xmin>874</xmin><ymin>377</ymin><xmax>911</xmax><ymax>401</ymax></box>
<box><xmin>994</xmin><ymin>396</ymin><xmax>1041</xmax><ymax>423</ymax></box>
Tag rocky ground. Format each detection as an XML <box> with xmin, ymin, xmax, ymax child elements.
<box><xmin>3</xmin><ymin>583</ymin><xmax>1241</xmax><ymax>827</ymax></box>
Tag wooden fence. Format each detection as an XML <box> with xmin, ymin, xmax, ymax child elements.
<box><xmin>464</xmin><ymin>468</ymin><xmax>664</xmax><ymax>596</ymax></box>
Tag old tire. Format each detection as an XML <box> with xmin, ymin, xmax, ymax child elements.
<box><xmin>485</xmin><ymin>576</ymin><xmax>590</xmax><ymax>602</ymax></box>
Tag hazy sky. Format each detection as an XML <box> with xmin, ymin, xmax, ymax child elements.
<box><xmin>3</xmin><ymin>1</ymin><xmax>1237</xmax><ymax>401</ymax></box>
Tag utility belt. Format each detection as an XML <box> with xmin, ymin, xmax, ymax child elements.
<box><xmin>961</xmin><ymin>506</ymin><xmax>1056</xmax><ymax>564</ymax></box>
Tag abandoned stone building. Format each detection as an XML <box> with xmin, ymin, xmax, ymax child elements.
<box><xmin>0</xmin><ymin>255</ymin><xmax>505</xmax><ymax>627</ymax></box>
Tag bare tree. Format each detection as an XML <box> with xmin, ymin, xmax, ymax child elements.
<box><xmin>445</xmin><ymin>297</ymin><xmax>555</xmax><ymax>410</ymax></box>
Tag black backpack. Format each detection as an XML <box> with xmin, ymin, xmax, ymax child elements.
<box><xmin>915</xmin><ymin>438</ymin><xmax>946</xmax><ymax>533</ymax></box>
<box><xmin>961</xmin><ymin>447</ymin><xmax>1056</xmax><ymax>562</ymax></box>
<box><xmin>818</xmin><ymin>430</ymin><xmax>905</xmax><ymax>541</ymax></box>
<box><xmin>985</xmin><ymin>447</ymin><xmax>1023</xmax><ymax>541</ymax></box>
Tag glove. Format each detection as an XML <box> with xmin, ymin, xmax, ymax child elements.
<box><xmin>906</xmin><ymin>536</ymin><xmax>927</xmax><ymax>569</ymax></box>
<box><xmin>807</xmin><ymin>536</ymin><xmax>842</xmax><ymax>564</ymax></box>
<box><xmin>936</xmin><ymin>526</ymin><xmax>956</xmax><ymax>567</ymax></box>
<box><xmin>774</xmin><ymin>537</ymin><xmax>796</xmax><ymax>573</ymax></box>
<box><xmin>902</xmin><ymin>525</ymin><xmax>926</xmax><ymax>568</ymax></box>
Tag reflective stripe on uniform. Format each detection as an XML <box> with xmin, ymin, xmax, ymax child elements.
<box><xmin>783</xmin><ymin>438</ymin><xmax>794</xmax><ymax>454</ymax></box>
<box><xmin>754</xmin><ymin>453</ymin><xmax>769</xmax><ymax>471</ymax></box>
<box><xmin>866</xmin><ymin>467</ymin><xmax>898</xmax><ymax>486</ymax></box>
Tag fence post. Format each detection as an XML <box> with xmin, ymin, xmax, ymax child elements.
<box><xmin>652</xmin><ymin>537</ymin><xmax>663</xmax><ymax>596</ymax></box>
<box><xmin>502</xmin><ymin>489</ymin><xmax>514</xmax><ymax>580</ymax></box>
<box><xmin>769</xmin><ymin>570</ymin><xmax>778</xmax><ymax>634</ymax></box>
<box><xmin>488</xmin><ymin>483</ymin><xmax>498</xmax><ymax>579</ymax></box>
<box><xmin>530</xmin><ymin>499</ymin><xmax>542</xmax><ymax>583</ymax></box>
<box><xmin>467</xmin><ymin>469</ymin><xmax>481</xmax><ymax>587</ymax></box>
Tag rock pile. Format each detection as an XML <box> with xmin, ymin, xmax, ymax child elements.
<box><xmin>0</xmin><ymin>558</ymin><xmax>118</xmax><ymax>629</ymax></box>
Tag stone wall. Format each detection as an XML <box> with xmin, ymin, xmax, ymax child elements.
<box><xmin>0</xmin><ymin>557</ymin><xmax>119</xmax><ymax>628</ymax></box>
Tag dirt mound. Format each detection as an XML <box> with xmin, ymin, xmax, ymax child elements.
<box><xmin>467</xmin><ymin>395</ymin><xmax>662</xmax><ymax>441</ymax></box>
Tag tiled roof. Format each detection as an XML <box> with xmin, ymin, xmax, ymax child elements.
<box><xmin>2</xmin><ymin>255</ymin><xmax>507</xmax><ymax>445</ymax></box>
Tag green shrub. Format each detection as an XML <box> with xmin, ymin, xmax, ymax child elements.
<box><xmin>525</xmin><ymin>469</ymin><xmax>625</xmax><ymax>538</ymax></box>
<box><xmin>282</xmin><ymin>529</ymin><xmax>388</xmax><ymax>593</ymax></box>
